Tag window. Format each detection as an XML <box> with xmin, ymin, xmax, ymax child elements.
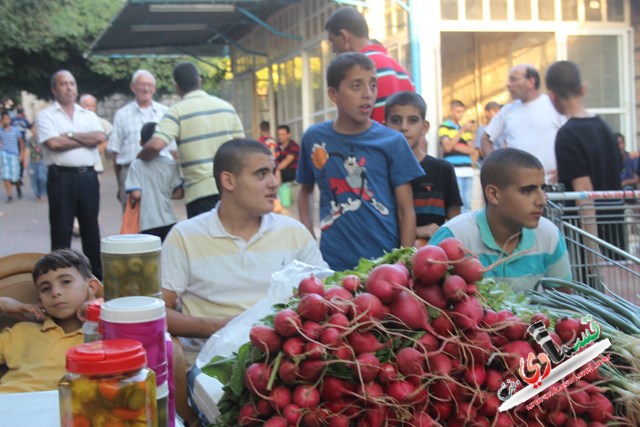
<box><xmin>515</xmin><ymin>0</ymin><xmax>532</xmax><ymax>20</ymax></box>
<box><xmin>562</xmin><ymin>0</ymin><xmax>579</xmax><ymax>20</ymax></box>
<box><xmin>466</xmin><ymin>0</ymin><xmax>483</xmax><ymax>19</ymax></box>
<box><xmin>490</xmin><ymin>0</ymin><xmax>508</xmax><ymax>20</ymax></box>
<box><xmin>607</xmin><ymin>0</ymin><xmax>624</xmax><ymax>21</ymax></box>
<box><xmin>538</xmin><ymin>0</ymin><xmax>556</xmax><ymax>20</ymax></box>
<box><xmin>585</xmin><ymin>0</ymin><xmax>603</xmax><ymax>21</ymax></box>
<box><xmin>441</xmin><ymin>0</ymin><xmax>458</xmax><ymax>19</ymax></box>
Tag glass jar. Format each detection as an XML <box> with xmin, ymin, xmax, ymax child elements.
<box><xmin>83</xmin><ymin>301</ymin><xmax>102</xmax><ymax>343</ymax></box>
<box><xmin>101</xmin><ymin>234</ymin><xmax>162</xmax><ymax>300</ymax></box>
<box><xmin>59</xmin><ymin>339</ymin><xmax>157</xmax><ymax>427</ymax></box>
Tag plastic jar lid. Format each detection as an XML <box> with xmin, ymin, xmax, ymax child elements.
<box><xmin>101</xmin><ymin>296</ymin><xmax>166</xmax><ymax>323</ymax></box>
<box><xmin>101</xmin><ymin>234</ymin><xmax>161</xmax><ymax>255</ymax></box>
<box><xmin>86</xmin><ymin>301</ymin><xmax>102</xmax><ymax>322</ymax></box>
<box><xmin>66</xmin><ymin>339</ymin><xmax>147</xmax><ymax>375</ymax></box>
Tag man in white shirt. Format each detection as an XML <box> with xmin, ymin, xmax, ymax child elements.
<box><xmin>107</xmin><ymin>70</ymin><xmax>176</xmax><ymax>210</ymax></box>
<box><xmin>481</xmin><ymin>64</ymin><xmax>565</xmax><ymax>183</ymax></box>
<box><xmin>35</xmin><ymin>70</ymin><xmax>107</xmax><ymax>279</ymax></box>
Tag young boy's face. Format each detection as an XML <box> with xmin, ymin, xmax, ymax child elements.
<box><xmin>328</xmin><ymin>65</ymin><xmax>377</xmax><ymax>129</ymax></box>
<box><xmin>36</xmin><ymin>267</ymin><xmax>98</xmax><ymax>330</ymax></box>
<box><xmin>386</xmin><ymin>104</ymin><xmax>429</xmax><ymax>150</ymax></box>
<box><xmin>490</xmin><ymin>167</ymin><xmax>547</xmax><ymax>230</ymax></box>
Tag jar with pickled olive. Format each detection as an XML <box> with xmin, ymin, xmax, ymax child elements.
<box><xmin>101</xmin><ymin>234</ymin><xmax>162</xmax><ymax>300</ymax></box>
<box><xmin>59</xmin><ymin>339</ymin><xmax>157</xmax><ymax>427</ymax></box>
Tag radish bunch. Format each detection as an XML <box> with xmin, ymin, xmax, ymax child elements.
<box><xmin>212</xmin><ymin>242</ymin><xmax>619</xmax><ymax>426</ymax></box>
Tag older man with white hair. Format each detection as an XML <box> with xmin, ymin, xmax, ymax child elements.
<box><xmin>107</xmin><ymin>69</ymin><xmax>176</xmax><ymax>210</ymax></box>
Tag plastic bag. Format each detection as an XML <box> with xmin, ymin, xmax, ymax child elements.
<box><xmin>119</xmin><ymin>195</ymin><xmax>140</xmax><ymax>234</ymax></box>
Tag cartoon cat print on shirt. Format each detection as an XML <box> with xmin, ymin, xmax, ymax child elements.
<box><xmin>311</xmin><ymin>143</ymin><xmax>389</xmax><ymax>230</ymax></box>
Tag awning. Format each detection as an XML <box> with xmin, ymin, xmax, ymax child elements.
<box><xmin>90</xmin><ymin>0</ymin><xmax>301</xmax><ymax>58</ymax></box>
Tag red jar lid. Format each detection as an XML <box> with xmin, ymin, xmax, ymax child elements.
<box><xmin>86</xmin><ymin>302</ymin><xmax>102</xmax><ymax>322</ymax></box>
<box><xmin>66</xmin><ymin>339</ymin><xmax>147</xmax><ymax>375</ymax></box>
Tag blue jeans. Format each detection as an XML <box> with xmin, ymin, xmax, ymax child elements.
<box><xmin>457</xmin><ymin>175</ymin><xmax>473</xmax><ymax>214</ymax></box>
<box><xmin>29</xmin><ymin>161</ymin><xmax>47</xmax><ymax>198</ymax></box>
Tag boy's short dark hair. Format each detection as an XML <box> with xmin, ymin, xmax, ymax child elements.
<box><xmin>450</xmin><ymin>100</ymin><xmax>465</xmax><ymax>109</ymax></box>
<box><xmin>0</xmin><ymin>111</ymin><xmax>9</xmax><ymax>119</ymax></box>
<box><xmin>545</xmin><ymin>60</ymin><xmax>582</xmax><ymax>99</ymax></box>
<box><xmin>480</xmin><ymin>148</ymin><xmax>543</xmax><ymax>191</ymax></box>
<box><xmin>32</xmin><ymin>249</ymin><xmax>93</xmax><ymax>283</ymax></box>
<box><xmin>327</xmin><ymin>52</ymin><xmax>375</xmax><ymax>90</ymax></box>
<box><xmin>259</xmin><ymin>121</ymin><xmax>270</xmax><ymax>132</ymax></box>
<box><xmin>173</xmin><ymin>62</ymin><xmax>200</xmax><ymax>93</ymax></box>
<box><xmin>140</xmin><ymin>122</ymin><xmax>157</xmax><ymax>145</ymax></box>
<box><xmin>277</xmin><ymin>124</ymin><xmax>290</xmax><ymax>133</ymax></box>
<box><xmin>325</xmin><ymin>6</ymin><xmax>369</xmax><ymax>38</ymax></box>
<box><xmin>214</xmin><ymin>138</ymin><xmax>272</xmax><ymax>191</ymax></box>
<box><xmin>485</xmin><ymin>101</ymin><xmax>501</xmax><ymax>111</ymax></box>
<box><xmin>384</xmin><ymin>91</ymin><xmax>427</xmax><ymax>120</ymax></box>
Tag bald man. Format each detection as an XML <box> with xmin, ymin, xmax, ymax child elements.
<box><xmin>79</xmin><ymin>94</ymin><xmax>111</xmax><ymax>173</ymax></box>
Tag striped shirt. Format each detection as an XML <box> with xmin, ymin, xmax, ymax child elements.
<box><xmin>154</xmin><ymin>90</ymin><xmax>245</xmax><ymax>203</ymax></box>
<box><xmin>429</xmin><ymin>208</ymin><xmax>572</xmax><ymax>293</ymax></box>
<box><xmin>360</xmin><ymin>44</ymin><xmax>415</xmax><ymax>124</ymax></box>
<box><xmin>439</xmin><ymin>119</ymin><xmax>473</xmax><ymax>168</ymax></box>
<box><xmin>0</xmin><ymin>126</ymin><xmax>22</xmax><ymax>155</ymax></box>
<box><xmin>161</xmin><ymin>209</ymin><xmax>327</xmax><ymax>356</ymax></box>
<box><xmin>108</xmin><ymin>100</ymin><xmax>175</xmax><ymax>165</ymax></box>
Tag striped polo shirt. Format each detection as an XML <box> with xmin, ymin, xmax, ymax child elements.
<box><xmin>439</xmin><ymin>119</ymin><xmax>473</xmax><ymax>168</ymax></box>
<box><xmin>429</xmin><ymin>208</ymin><xmax>572</xmax><ymax>293</ymax></box>
<box><xmin>154</xmin><ymin>90</ymin><xmax>245</xmax><ymax>203</ymax></box>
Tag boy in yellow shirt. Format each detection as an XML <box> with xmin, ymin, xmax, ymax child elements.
<box><xmin>0</xmin><ymin>249</ymin><xmax>101</xmax><ymax>393</ymax></box>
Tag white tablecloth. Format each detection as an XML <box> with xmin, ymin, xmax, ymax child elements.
<box><xmin>0</xmin><ymin>390</ymin><xmax>183</xmax><ymax>426</ymax></box>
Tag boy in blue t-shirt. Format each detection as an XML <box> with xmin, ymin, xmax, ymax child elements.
<box><xmin>384</xmin><ymin>91</ymin><xmax>462</xmax><ymax>244</ymax></box>
<box><xmin>296</xmin><ymin>53</ymin><xmax>424</xmax><ymax>270</ymax></box>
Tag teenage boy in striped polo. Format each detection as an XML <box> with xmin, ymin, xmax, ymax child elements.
<box><xmin>430</xmin><ymin>148</ymin><xmax>572</xmax><ymax>293</ymax></box>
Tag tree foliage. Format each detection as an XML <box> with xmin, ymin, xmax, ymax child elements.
<box><xmin>0</xmin><ymin>0</ymin><xmax>227</xmax><ymax>101</ymax></box>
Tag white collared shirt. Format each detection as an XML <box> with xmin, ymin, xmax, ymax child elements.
<box><xmin>35</xmin><ymin>101</ymin><xmax>102</xmax><ymax>167</ymax></box>
<box><xmin>107</xmin><ymin>100</ymin><xmax>176</xmax><ymax>165</ymax></box>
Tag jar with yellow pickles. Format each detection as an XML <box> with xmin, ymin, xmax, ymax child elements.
<box><xmin>59</xmin><ymin>339</ymin><xmax>157</xmax><ymax>427</ymax></box>
<box><xmin>101</xmin><ymin>234</ymin><xmax>162</xmax><ymax>300</ymax></box>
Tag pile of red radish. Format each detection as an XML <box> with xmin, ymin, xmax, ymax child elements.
<box><xmin>224</xmin><ymin>239</ymin><xmax>617</xmax><ymax>426</ymax></box>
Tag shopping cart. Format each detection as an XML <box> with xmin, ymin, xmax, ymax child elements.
<box><xmin>544</xmin><ymin>190</ymin><xmax>640</xmax><ymax>306</ymax></box>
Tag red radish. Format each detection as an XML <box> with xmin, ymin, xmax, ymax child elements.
<box><xmin>416</xmin><ymin>332</ymin><xmax>439</xmax><ymax>353</ymax></box>
<box><xmin>385</xmin><ymin>380</ymin><xmax>417</xmax><ymax>404</ymax></box>
<box><xmin>249</xmin><ymin>325</ymin><xmax>282</xmax><ymax>354</ymax></box>
<box><xmin>273</xmin><ymin>309</ymin><xmax>302</xmax><ymax>337</ymax></box>
<box><xmin>346</xmin><ymin>330</ymin><xmax>383</xmax><ymax>354</ymax></box>
<box><xmin>283</xmin><ymin>404</ymin><xmax>302</xmax><ymax>426</ymax></box>
<box><xmin>415</xmin><ymin>283</ymin><xmax>448</xmax><ymax>309</ymax></box>
<box><xmin>454</xmin><ymin>256</ymin><xmax>484</xmax><ymax>283</ymax></box>
<box><xmin>493</xmin><ymin>413</ymin><xmax>515</xmax><ymax>427</ymax></box>
<box><xmin>467</xmin><ymin>283</ymin><xmax>479</xmax><ymax>295</ymax></box>
<box><xmin>481</xmin><ymin>309</ymin><xmax>500</xmax><ymax>327</ymax></box>
<box><xmin>427</xmin><ymin>352</ymin><xmax>453</xmax><ymax>376</ymax></box>
<box><xmin>301</xmin><ymin>320</ymin><xmax>322</xmax><ymax>339</ymax></box>
<box><xmin>501</xmin><ymin>340</ymin><xmax>535</xmax><ymax>371</ymax></box>
<box><xmin>326</xmin><ymin>312</ymin><xmax>350</xmax><ymax>330</ymax></box>
<box><xmin>555</xmin><ymin>317</ymin><xmax>581</xmax><ymax>343</ymax></box>
<box><xmin>455</xmin><ymin>402</ymin><xmax>476</xmax><ymax>421</ymax></box>
<box><xmin>430</xmin><ymin>399</ymin><xmax>453</xmax><ymax>420</ymax></box>
<box><xmin>331</xmin><ymin>344</ymin><xmax>352</xmax><ymax>360</ymax></box>
<box><xmin>377</xmin><ymin>362</ymin><xmax>398</xmax><ymax>385</ymax></box>
<box><xmin>268</xmin><ymin>385</ymin><xmax>292</xmax><ymax>410</ymax></box>
<box><xmin>430</xmin><ymin>378</ymin><xmax>458</xmax><ymax>401</ymax></box>
<box><xmin>365</xmin><ymin>406</ymin><xmax>388</xmax><ymax>426</ymax></box>
<box><xmin>297</xmin><ymin>293</ymin><xmax>328</xmax><ymax>322</ymax></box>
<box><xmin>326</xmin><ymin>286</ymin><xmax>353</xmax><ymax>301</ymax></box>
<box><xmin>328</xmin><ymin>414</ymin><xmax>351</xmax><ymax>427</ymax></box>
<box><xmin>358</xmin><ymin>381</ymin><xmax>384</xmax><ymax>403</ymax></box>
<box><xmin>408</xmin><ymin>412</ymin><xmax>438</xmax><ymax>427</ymax></box>
<box><xmin>412</xmin><ymin>245</ymin><xmax>449</xmax><ymax>283</ymax></box>
<box><xmin>321</xmin><ymin>376</ymin><xmax>350</xmax><ymax>402</ymax></box>
<box><xmin>588</xmin><ymin>393</ymin><xmax>613</xmax><ymax>421</ymax></box>
<box><xmin>354</xmin><ymin>352</ymin><xmax>381</xmax><ymax>382</ymax></box>
<box><xmin>293</xmin><ymin>384</ymin><xmax>320</xmax><ymax>408</ymax></box>
<box><xmin>497</xmin><ymin>309</ymin><xmax>514</xmax><ymax>320</ymax></box>
<box><xmin>530</xmin><ymin>312</ymin><xmax>550</xmax><ymax>328</ymax></box>
<box><xmin>282</xmin><ymin>337</ymin><xmax>305</xmax><ymax>358</ymax></box>
<box><xmin>256</xmin><ymin>399</ymin><xmax>273</xmax><ymax>416</ymax></box>
<box><xmin>305</xmin><ymin>341</ymin><xmax>326</xmax><ymax>359</ymax></box>
<box><xmin>326</xmin><ymin>286</ymin><xmax>353</xmax><ymax>314</ymax></box>
<box><xmin>443</xmin><ymin>341</ymin><xmax>460</xmax><ymax>358</ymax></box>
<box><xmin>365</xmin><ymin>264</ymin><xmax>409</xmax><ymax>303</ymax></box>
<box><xmin>298</xmin><ymin>359</ymin><xmax>325</xmax><ymax>382</ymax></box>
<box><xmin>245</xmin><ymin>362</ymin><xmax>272</xmax><ymax>395</ymax></box>
<box><xmin>464</xmin><ymin>364</ymin><xmax>486</xmax><ymax>387</ymax></box>
<box><xmin>320</xmin><ymin>326</ymin><xmax>342</xmax><ymax>347</ymax></box>
<box><xmin>565</xmin><ymin>420</ymin><xmax>588</xmax><ymax>427</ymax></box>
<box><xmin>388</xmin><ymin>290</ymin><xmax>430</xmax><ymax>330</ymax></box>
<box><xmin>263</xmin><ymin>416</ymin><xmax>287</xmax><ymax>427</ymax></box>
<box><xmin>484</xmin><ymin>370</ymin><xmax>504</xmax><ymax>392</ymax></box>
<box><xmin>432</xmin><ymin>314</ymin><xmax>455</xmax><ymax>336</ymax></box>
<box><xmin>546</xmin><ymin>411</ymin><xmax>567</xmax><ymax>426</ymax></box>
<box><xmin>502</xmin><ymin>316</ymin><xmax>528</xmax><ymax>340</ymax></box>
<box><xmin>396</xmin><ymin>347</ymin><xmax>425</xmax><ymax>376</ymax></box>
<box><xmin>478</xmin><ymin>395</ymin><xmax>501</xmax><ymax>417</ymax></box>
<box><xmin>298</xmin><ymin>274</ymin><xmax>325</xmax><ymax>296</ymax></box>
<box><xmin>238</xmin><ymin>403</ymin><xmax>259</xmax><ymax>426</ymax></box>
<box><xmin>442</xmin><ymin>274</ymin><xmax>468</xmax><ymax>301</ymax></box>
<box><xmin>351</xmin><ymin>292</ymin><xmax>385</xmax><ymax>323</ymax></box>
<box><xmin>451</xmin><ymin>296</ymin><xmax>483</xmax><ymax>330</ymax></box>
<box><xmin>438</xmin><ymin>237</ymin><xmax>466</xmax><ymax>261</ymax></box>
<box><xmin>341</xmin><ymin>274</ymin><xmax>361</xmax><ymax>293</ymax></box>
<box><xmin>278</xmin><ymin>359</ymin><xmax>299</xmax><ymax>383</ymax></box>
<box><xmin>302</xmin><ymin>409</ymin><xmax>329</xmax><ymax>427</ymax></box>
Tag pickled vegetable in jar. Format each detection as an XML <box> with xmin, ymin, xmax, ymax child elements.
<box><xmin>59</xmin><ymin>339</ymin><xmax>157</xmax><ymax>427</ymax></box>
<box><xmin>101</xmin><ymin>234</ymin><xmax>162</xmax><ymax>300</ymax></box>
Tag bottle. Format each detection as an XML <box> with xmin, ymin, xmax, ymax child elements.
<box><xmin>101</xmin><ymin>234</ymin><xmax>162</xmax><ymax>300</ymax></box>
<box><xmin>82</xmin><ymin>301</ymin><xmax>102</xmax><ymax>343</ymax></box>
<box><xmin>59</xmin><ymin>339</ymin><xmax>157</xmax><ymax>427</ymax></box>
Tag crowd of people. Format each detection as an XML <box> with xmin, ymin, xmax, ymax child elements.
<box><xmin>0</xmin><ymin>6</ymin><xmax>633</xmax><ymax>427</ymax></box>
